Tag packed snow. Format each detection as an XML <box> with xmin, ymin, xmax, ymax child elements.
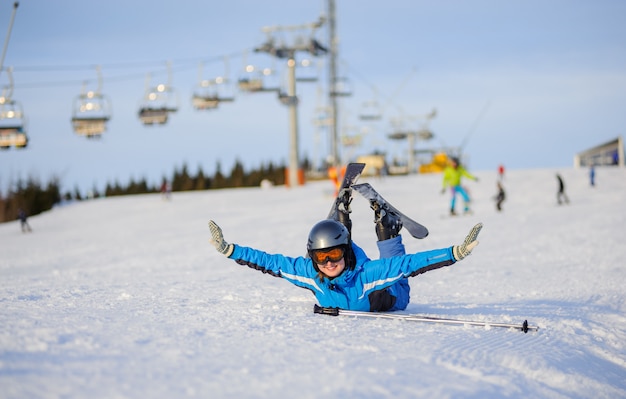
<box><xmin>1</xmin><ymin>166</ymin><xmax>625</xmax><ymax>399</ymax></box>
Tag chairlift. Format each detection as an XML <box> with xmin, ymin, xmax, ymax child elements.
<box><xmin>0</xmin><ymin>99</ymin><xmax>28</xmax><ymax>149</ymax></box>
<box><xmin>276</xmin><ymin>65</ymin><xmax>299</xmax><ymax>106</ymax></box>
<box><xmin>387</xmin><ymin>109</ymin><xmax>435</xmax><ymax>141</ymax></box>
<box><xmin>417</xmin><ymin>128</ymin><xmax>434</xmax><ymax>140</ymax></box>
<box><xmin>277</xmin><ymin>90</ymin><xmax>298</xmax><ymax>106</ymax></box>
<box><xmin>313</xmin><ymin>106</ymin><xmax>332</xmax><ymax>127</ymax></box>
<box><xmin>0</xmin><ymin>68</ymin><xmax>28</xmax><ymax>148</ymax></box>
<box><xmin>359</xmin><ymin>100</ymin><xmax>382</xmax><ymax>121</ymax></box>
<box><xmin>192</xmin><ymin>61</ymin><xmax>235</xmax><ymax>111</ymax></box>
<box><xmin>192</xmin><ymin>92</ymin><xmax>219</xmax><ymax>110</ymax></box>
<box><xmin>295</xmin><ymin>58</ymin><xmax>319</xmax><ymax>83</ymax></box>
<box><xmin>237</xmin><ymin>65</ymin><xmax>264</xmax><ymax>92</ymax></box>
<box><xmin>237</xmin><ymin>64</ymin><xmax>280</xmax><ymax>93</ymax></box>
<box><xmin>0</xmin><ymin>128</ymin><xmax>27</xmax><ymax>149</ymax></box>
<box><xmin>71</xmin><ymin>67</ymin><xmax>112</xmax><ymax>138</ymax></box>
<box><xmin>330</xmin><ymin>77</ymin><xmax>352</xmax><ymax>97</ymax></box>
<box><xmin>138</xmin><ymin>65</ymin><xmax>179</xmax><ymax>126</ymax></box>
<box><xmin>388</xmin><ymin>131</ymin><xmax>409</xmax><ymax>140</ymax></box>
<box><xmin>341</xmin><ymin>134</ymin><xmax>362</xmax><ymax>147</ymax></box>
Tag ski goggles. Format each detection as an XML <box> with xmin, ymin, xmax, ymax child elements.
<box><xmin>310</xmin><ymin>246</ymin><xmax>345</xmax><ymax>265</ymax></box>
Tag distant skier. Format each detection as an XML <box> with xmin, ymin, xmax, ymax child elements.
<box><xmin>441</xmin><ymin>157</ymin><xmax>478</xmax><ymax>215</ymax></box>
<box><xmin>589</xmin><ymin>165</ymin><xmax>595</xmax><ymax>187</ymax></box>
<box><xmin>17</xmin><ymin>208</ymin><xmax>32</xmax><ymax>233</ymax></box>
<box><xmin>494</xmin><ymin>182</ymin><xmax>506</xmax><ymax>212</ymax></box>
<box><xmin>327</xmin><ymin>164</ymin><xmax>347</xmax><ymax>196</ymax></box>
<box><xmin>160</xmin><ymin>179</ymin><xmax>172</xmax><ymax>200</ymax></box>
<box><xmin>556</xmin><ymin>173</ymin><xmax>569</xmax><ymax>205</ymax></box>
<box><xmin>498</xmin><ymin>164</ymin><xmax>505</xmax><ymax>181</ymax></box>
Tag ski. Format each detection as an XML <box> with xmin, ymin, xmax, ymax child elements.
<box><xmin>352</xmin><ymin>182</ymin><xmax>429</xmax><ymax>239</ymax></box>
<box><xmin>314</xmin><ymin>305</ymin><xmax>538</xmax><ymax>333</ymax></box>
<box><xmin>327</xmin><ymin>163</ymin><xmax>366</xmax><ymax>221</ymax></box>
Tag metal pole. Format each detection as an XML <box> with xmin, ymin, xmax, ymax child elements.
<box><xmin>328</xmin><ymin>0</ymin><xmax>339</xmax><ymax>166</ymax></box>
<box><xmin>287</xmin><ymin>56</ymin><xmax>300</xmax><ymax>187</ymax></box>
<box><xmin>408</xmin><ymin>133</ymin><xmax>415</xmax><ymax>174</ymax></box>
<box><xmin>0</xmin><ymin>2</ymin><xmax>19</xmax><ymax>80</ymax></box>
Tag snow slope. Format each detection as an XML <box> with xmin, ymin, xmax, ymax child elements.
<box><xmin>1</xmin><ymin>167</ymin><xmax>625</xmax><ymax>399</ymax></box>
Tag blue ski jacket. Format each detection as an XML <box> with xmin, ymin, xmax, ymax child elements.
<box><xmin>227</xmin><ymin>241</ymin><xmax>456</xmax><ymax>311</ymax></box>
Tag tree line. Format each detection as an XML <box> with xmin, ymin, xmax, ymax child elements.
<box><xmin>0</xmin><ymin>159</ymin><xmax>290</xmax><ymax>223</ymax></box>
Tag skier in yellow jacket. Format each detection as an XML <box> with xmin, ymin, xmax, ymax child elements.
<box><xmin>441</xmin><ymin>157</ymin><xmax>478</xmax><ymax>215</ymax></box>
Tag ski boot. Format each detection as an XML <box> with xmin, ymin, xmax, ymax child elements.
<box><xmin>371</xmin><ymin>200</ymin><xmax>402</xmax><ymax>241</ymax></box>
<box><xmin>336</xmin><ymin>187</ymin><xmax>353</xmax><ymax>235</ymax></box>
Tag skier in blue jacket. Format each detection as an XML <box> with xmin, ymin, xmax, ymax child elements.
<box><xmin>336</xmin><ymin>187</ymin><xmax>411</xmax><ymax>311</ymax></box>
<box><xmin>208</xmin><ymin>214</ymin><xmax>482</xmax><ymax>312</ymax></box>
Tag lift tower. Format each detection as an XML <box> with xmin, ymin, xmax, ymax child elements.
<box><xmin>255</xmin><ymin>17</ymin><xmax>326</xmax><ymax>187</ymax></box>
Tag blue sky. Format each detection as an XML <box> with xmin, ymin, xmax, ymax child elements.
<box><xmin>1</xmin><ymin>0</ymin><xmax>625</xmax><ymax>194</ymax></box>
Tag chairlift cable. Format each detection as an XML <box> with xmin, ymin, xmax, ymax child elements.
<box><xmin>7</xmin><ymin>52</ymin><xmax>243</xmax><ymax>73</ymax></box>
<box><xmin>340</xmin><ymin>59</ymin><xmax>417</xmax><ymax>117</ymax></box>
<box><xmin>6</xmin><ymin>50</ymin><xmax>247</xmax><ymax>90</ymax></box>
<box><xmin>11</xmin><ymin>62</ymin><xmax>199</xmax><ymax>90</ymax></box>
<box><xmin>459</xmin><ymin>100</ymin><xmax>490</xmax><ymax>152</ymax></box>
<box><xmin>0</xmin><ymin>2</ymin><xmax>19</xmax><ymax>81</ymax></box>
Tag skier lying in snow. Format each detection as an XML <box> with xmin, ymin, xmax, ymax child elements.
<box><xmin>208</xmin><ymin>191</ymin><xmax>482</xmax><ymax>312</ymax></box>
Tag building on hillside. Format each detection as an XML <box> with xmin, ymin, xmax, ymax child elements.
<box><xmin>574</xmin><ymin>136</ymin><xmax>624</xmax><ymax>167</ymax></box>
<box><xmin>356</xmin><ymin>154</ymin><xmax>386</xmax><ymax>176</ymax></box>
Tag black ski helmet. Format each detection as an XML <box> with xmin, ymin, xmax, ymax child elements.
<box><xmin>307</xmin><ymin>219</ymin><xmax>355</xmax><ymax>274</ymax></box>
<box><xmin>307</xmin><ymin>219</ymin><xmax>349</xmax><ymax>251</ymax></box>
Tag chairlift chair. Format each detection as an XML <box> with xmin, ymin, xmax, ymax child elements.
<box><xmin>359</xmin><ymin>100</ymin><xmax>382</xmax><ymax>121</ymax></box>
<box><xmin>330</xmin><ymin>77</ymin><xmax>352</xmax><ymax>97</ymax></box>
<box><xmin>237</xmin><ymin>64</ymin><xmax>280</xmax><ymax>93</ymax></box>
<box><xmin>192</xmin><ymin>93</ymin><xmax>219</xmax><ymax>110</ymax></box>
<box><xmin>388</xmin><ymin>131</ymin><xmax>409</xmax><ymax>140</ymax></box>
<box><xmin>71</xmin><ymin>90</ymin><xmax>112</xmax><ymax>138</ymax></box>
<box><xmin>0</xmin><ymin>129</ymin><xmax>27</xmax><ymax>149</ymax></box>
<box><xmin>70</xmin><ymin>67</ymin><xmax>112</xmax><ymax>138</ymax></box>
<box><xmin>278</xmin><ymin>90</ymin><xmax>298</xmax><ymax>106</ymax></box>
<box><xmin>295</xmin><ymin>58</ymin><xmax>319</xmax><ymax>83</ymax></box>
<box><xmin>192</xmin><ymin>79</ymin><xmax>220</xmax><ymax>110</ymax></box>
<box><xmin>0</xmin><ymin>97</ymin><xmax>27</xmax><ymax>148</ymax></box>
<box><xmin>341</xmin><ymin>134</ymin><xmax>362</xmax><ymax>147</ymax></box>
<box><xmin>0</xmin><ymin>112</ymin><xmax>28</xmax><ymax>149</ymax></box>
<box><xmin>138</xmin><ymin>64</ymin><xmax>179</xmax><ymax>125</ymax></box>
<box><xmin>417</xmin><ymin>128</ymin><xmax>434</xmax><ymax>140</ymax></box>
<box><xmin>237</xmin><ymin>64</ymin><xmax>264</xmax><ymax>92</ymax></box>
<box><xmin>192</xmin><ymin>61</ymin><xmax>235</xmax><ymax>110</ymax></box>
<box><xmin>0</xmin><ymin>68</ymin><xmax>29</xmax><ymax>148</ymax></box>
<box><xmin>138</xmin><ymin>83</ymin><xmax>179</xmax><ymax>126</ymax></box>
<box><xmin>313</xmin><ymin>106</ymin><xmax>332</xmax><ymax>127</ymax></box>
<box><xmin>138</xmin><ymin>107</ymin><xmax>169</xmax><ymax>125</ymax></box>
<box><xmin>238</xmin><ymin>76</ymin><xmax>264</xmax><ymax>92</ymax></box>
<box><xmin>192</xmin><ymin>78</ymin><xmax>235</xmax><ymax>110</ymax></box>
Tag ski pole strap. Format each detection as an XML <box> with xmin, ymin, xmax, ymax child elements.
<box><xmin>313</xmin><ymin>304</ymin><xmax>340</xmax><ymax>316</ymax></box>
